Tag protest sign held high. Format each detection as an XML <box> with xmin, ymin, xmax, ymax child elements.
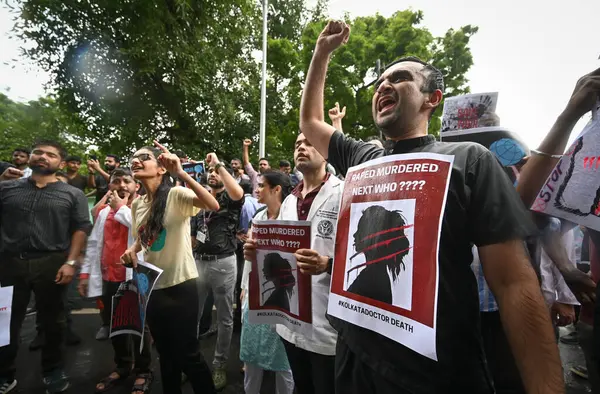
<box><xmin>111</xmin><ymin>261</ymin><xmax>162</xmax><ymax>351</ymax></box>
<box><xmin>532</xmin><ymin>109</ymin><xmax>600</xmax><ymax>231</ymax></box>
<box><xmin>328</xmin><ymin>153</ymin><xmax>454</xmax><ymax>361</ymax></box>
<box><xmin>248</xmin><ymin>220</ymin><xmax>313</xmax><ymax>337</ymax></box>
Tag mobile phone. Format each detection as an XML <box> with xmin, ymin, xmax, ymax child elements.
<box><xmin>89</xmin><ymin>154</ymin><xmax>97</xmax><ymax>161</ymax></box>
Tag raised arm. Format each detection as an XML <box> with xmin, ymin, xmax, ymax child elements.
<box><xmin>517</xmin><ymin>67</ymin><xmax>600</xmax><ymax>207</ymax></box>
<box><xmin>206</xmin><ymin>153</ymin><xmax>244</xmax><ymax>201</ymax></box>
<box><xmin>299</xmin><ymin>20</ymin><xmax>350</xmax><ymax>159</ymax></box>
<box><xmin>328</xmin><ymin>102</ymin><xmax>346</xmax><ymax>133</ymax></box>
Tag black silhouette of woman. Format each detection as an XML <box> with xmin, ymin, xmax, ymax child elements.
<box><xmin>347</xmin><ymin>205</ymin><xmax>411</xmax><ymax>304</ymax></box>
<box><xmin>262</xmin><ymin>253</ymin><xmax>296</xmax><ymax>312</ymax></box>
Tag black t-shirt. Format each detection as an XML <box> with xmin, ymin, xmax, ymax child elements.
<box><xmin>68</xmin><ymin>174</ymin><xmax>88</xmax><ymax>192</ymax></box>
<box><xmin>191</xmin><ymin>191</ymin><xmax>244</xmax><ymax>256</ymax></box>
<box><xmin>94</xmin><ymin>174</ymin><xmax>109</xmax><ymax>204</ymax></box>
<box><xmin>0</xmin><ymin>162</ymin><xmax>13</xmax><ymax>175</ymax></box>
<box><xmin>327</xmin><ymin>131</ymin><xmax>537</xmax><ymax>393</ymax></box>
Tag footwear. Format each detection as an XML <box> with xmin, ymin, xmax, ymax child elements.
<box><xmin>570</xmin><ymin>365</ymin><xmax>589</xmax><ymax>379</ymax></box>
<box><xmin>95</xmin><ymin>325</ymin><xmax>110</xmax><ymax>341</ymax></box>
<box><xmin>66</xmin><ymin>329</ymin><xmax>81</xmax><ymax>346</ymax></box>
<box><xmin>95</xmin><ymin>371</ymin><xmax>126</xmax><ymax>393</ymax></box>
<box><xmin>43</xmin><ymin>369</ymin><xmax>70</xmax><ymax>393</ymax></box>
<box><xmin>0</xmin><ymin>378</ymin><xmax>16</xmax><ymax>394</ymax></box>
<box><xmin>199</xmin><ymin>325</ymin><xmax>217</xmax><ymax>340</ymax></box>
<box><xmin>26</xmin><ymin>307</ymin><xmax>36</xmax><ymax>316</ymax></box>
<box><xmin>29</xmin><ymin>333</ymin><xmax>45</xmax><ymax>351</ymax></box>
<box><xmin>559</xmin><ymin>331</ymin><xmax>579</xmax><ymax>345</ymax></box>
<box><xmin>212</xmin><ymin>368</ymin><xmax>227</xmax><ymax>391</ymax></box>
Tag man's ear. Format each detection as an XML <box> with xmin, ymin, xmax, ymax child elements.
<box><xmin>424</xmin><ymin>89</ymin><xmax>443</xmax><ymax>112</ymax></box>
<box><xmin>59</xmin><ymin>160</ymin><xmax>66</xmax><ymax>170</ymax></box>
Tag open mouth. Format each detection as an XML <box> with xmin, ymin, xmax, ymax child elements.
<box><xmin>377</xmin><ymin>95</ymin><xmax>397</xmax><ymax>114</ymax></box>
<box><xmin>131</xmin><ymin>165</ymin><xmax>143</xmax><ymax>172</ymax></box>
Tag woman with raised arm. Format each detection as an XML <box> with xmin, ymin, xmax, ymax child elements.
<box><xmin>120</xmin><ymin>141</ymin><xmax>219</xmax><ymax>394</ymax></box>
<box><xmin>240</xmin><ymin>170</ymin><xmax>295</xmax><ymax>394</ymax></box>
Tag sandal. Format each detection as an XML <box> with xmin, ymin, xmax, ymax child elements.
<box><xmin>131</xmin><ymin>372</ymin><xmax>153</xmax><ymax>394</ymax></box>
<box><xmin>95</xmin><ymin>371</ymin><xmax>127</xmax><ymax>393</ymax></box>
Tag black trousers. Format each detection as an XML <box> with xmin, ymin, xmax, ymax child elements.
<box><xmin>334</xmin><ymin>339</ymin><xmax>409</xmax><ymax>394</ymax></box>
<box><xmin>102</xmin><ymin>280</ymin><xmax>151</xmax><ymax>375</ymax></box>
<box><xmin>480</xmin><ymin>311</ymin><xmax>525</xmax><ymax>394</ymax></box>
<box><xmin>0</xmin><ymin>252</ymin><xmax>67</xmax><ymax>379</ymax></box>
<box><xmin>146</xmin><ymin>279</ymin><xmax>215</xmax><ymax>394</ymax></box>
<box><xmin>283</xmin><ymin>338</ymin><xmax>335</xmax><ymax>394</ymax></box>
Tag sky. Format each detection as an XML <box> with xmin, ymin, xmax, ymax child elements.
<box><xmin>1</xmin><ymin>0</ymin><xmax>598</xmax><ymax>149</ymax></box>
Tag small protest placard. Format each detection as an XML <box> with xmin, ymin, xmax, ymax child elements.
<box><xmin>110</xmin><ymin>261</ymin><xmax>162</xmax><ymax>351</ymax></box>
<box><xmin>327</xmin><ymin>153</ymin><xmax>454</xmax><ymax>361</ymax></box>
<box><xmin>532</xmin><ymin>110</ymin><xmax>600</xmax><ymax>231</ymax></box>
<box><xmin>0</xmin><ymin>286</ymin><xmax>13</xmax><ymax>347</ymax></box>
<box><xmin>441</xmin><ymin>92</ymin><xmax>499</xmax><ymax>133</ymax></box>
<box><xmin>182</xmin><ymin>162</ymin><xmax>205</xmax><ymax>187</ymax></box>
<box><xmin>248</xmin><ymin>220</ymin><xmax>312</xmax><ymax>337</ymax></box>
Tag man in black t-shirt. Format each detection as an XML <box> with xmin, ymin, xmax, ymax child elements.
<box><xmin>87</xmin><ymin>154</ymin><xmax>120</xmax><ymax>204</ymax></box>
<box><xmin>191</xmin><ymin>153</ymin><xmax>244</xmax><ymax>391</ymax></box>
<box><xmin>64</xmin><ymin>156</ymin><xmax>88</xmax><ymax>192</ymax></box>
<box><xmin>297</xmin><ymin>20</ymin><xmax>563</xmax><ymax>394</ymax></box>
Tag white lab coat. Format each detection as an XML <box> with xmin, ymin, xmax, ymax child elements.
<box><xmin>80</xmin><ymin>205</ymin><xmax>136</xmax><ymax>298</ymax></box>
<box><xmin>276</xmin><ymin>175</ymin><xmax>343</xmax><ymax>356</ymax></box>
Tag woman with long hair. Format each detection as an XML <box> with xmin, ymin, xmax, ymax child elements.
<box><xmin>240</xmin><ymin>170</ymin><xmax>295</xmax><ymax>394</ymax></box>
<box><xmin>120</xmin><ymin>141</ymin><xmax>219</xmax><ymax>394</ymax></box>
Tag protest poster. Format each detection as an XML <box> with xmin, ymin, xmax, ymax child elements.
<box><xmin>441</xmin><ymin>92</ymin><xmax>499</xmax><ymax>133</ymax></box>
<box><xmin>0</xmin><ymin>286</ymin><xmax>13</xmax><ymax>347</ymax></box>
<box><xmin>531</xmin><ymin>112</ymin><xmax>600</xmax><ymax>231</ymax></box>
<box><xmin>182</xmin><ymin>162</ymin><xmax>205</xmax><ymax>187</ymax></box>
<box><xmin>327</xmin><ymin>153</ymin><xmax>454</xmax><ymax>361</ymax></box>
<box><xmin>248</xmin><ymin>220</ymin><xmax>313</xmax><ymax>337</ymax></box>
<box><xmin>110</xmin><ymin>261</ymin><xmax>162</xmax><ymax>351</ymax></box>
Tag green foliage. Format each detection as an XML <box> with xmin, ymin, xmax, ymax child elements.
<box><xmin>0</xmin><ymin>93</ymin><xmax>89</xmax><ymax>162</ymax></box>
<box><xmin>7</xmin><ymin>0</ymin><xmax>477</xmax><ymax>165</ymax></box>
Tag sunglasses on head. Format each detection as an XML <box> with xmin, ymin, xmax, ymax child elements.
<box><xmin>129</xmin><ymin>153</ymin><xmax>153</xmax><ymax>166</ymax></box>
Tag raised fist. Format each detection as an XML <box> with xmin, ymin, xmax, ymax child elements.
<box><xmin>205</xmin><ymin>153</ymin><xmax>221</xmax><ymax>167</ymax></box>
<box><xmin>316</xmin><ymin>20</ymin><xmax>351</xmax><ymax>55</ymax></box>
<box><xmin>243</xmin><ymin>139</ymin><xmax>252</xmax><ymax>147</ymax></box>
<box><xmin>564</xmin><ymin>67</ymin><xmax>600</xmax><ymax>122</ymax></box>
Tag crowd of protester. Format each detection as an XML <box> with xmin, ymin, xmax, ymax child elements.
<box><xmin>0</xmin><ymin>19</ymin><xmax>600</xmax><ymax>394</ymax></box>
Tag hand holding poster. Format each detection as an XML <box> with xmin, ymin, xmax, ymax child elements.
<box><xmin>532</xmin><ymin>111</ymin><xmax>600</xmax><ymax>231</ymax></box>
<box><xmin>248</xmin><ymin>220</ymin><xmax>312</xmax><ymax>337</ymax></box>
<box><xmin>327</xmin><ymin>153</ymin><xmax>454</xmax><ymax>361</ymax></box>
<box><xmin>111</xmin><ymin>261</ymin><xmax>162</xmax><ymax>351</ymax></box>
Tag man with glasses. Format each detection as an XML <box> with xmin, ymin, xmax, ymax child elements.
<box><xmin>191</xmin><ymin>155</ymin><xmax>244</xmax><ymax>390</ymax></box>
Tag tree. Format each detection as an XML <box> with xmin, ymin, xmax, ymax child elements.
<box><xmin>8</xmin><ymin>0</ymin><xmax>477</xmax><ymax>164</ymax></box>
<box><xmin>0</xmin><ymin>93</ymin><xmax>89</xmax><ymax>162</ymax></box>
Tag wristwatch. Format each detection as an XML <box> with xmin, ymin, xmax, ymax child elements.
<box><xmin>214</xmin><ymin>163</ymin><xmax>224</xmax><ymax>172</ymax></box>
<box><xmin>65</xmin><ymin>260</ymin><xmax>77</xmax><ymax>267</ymax></box>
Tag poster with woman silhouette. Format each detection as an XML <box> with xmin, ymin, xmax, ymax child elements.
<box><xmin>327</xmin><ymin>153</ymin><xmax>454</xmax><ymax>361</ymax></box>
<box><xmin>532</xmin><ymin>109</ymin><xmax>600</xmax><ymax>231</ymax></box>
<box><xmin>110</xmin><ymin>261</ymin><xmax>163</xmax><ymax>351</ymax></box>
<box><xmin>248</xmin><ymin>220</ymin><xmax>313</xmax><ymax>337</ymax></box>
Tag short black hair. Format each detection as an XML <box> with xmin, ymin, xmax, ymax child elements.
<box><xmin>259</xmin><ymin>158</ymin><xmax>269</xmax><ymax>163</ymax></box>
<box><xmin>173</xmin><ymin>150</ymin><xmax>187</xmax><ymax>159</ymax></box>
<box><xmin>384</xmin><ymin>56</ymin><xmax>444</xmax><ymax>120</ymax></box>
<box><xmin>239</xmin><ymin>179</ymin><xmax>253</xmax><ymax>195</ymax></box>
<box><xmin>231</xmin><ymin>158</ymin><xmax>242</xmax><ymax>164</ymax></box>
<box><xmin>13</xmin><ymin>147</ymin><xmax>30</xmax><ymax>156</ymax></box>
<box><xmin>279</xmin><ymin>160</ymin><xmax>291</xmax><ymax>168</ymax></box>
<box><xmin>65</xmin><ymin>155</ymin><xmax>82</xmax><ymax>163</ymax></box>
<box><xmin>110</xmin><ymin>168</ymin><xmax>133</xmax><ymax>181</ymax></box>
<box><xmin>32</xmin><ymin>140</ymin><xmax>67</xmax><ymax>159</ymax></box>
<box><xmin>106</xmin><ymin>154</ymin><xmax>120</xmax><ymax>163</ymax></box>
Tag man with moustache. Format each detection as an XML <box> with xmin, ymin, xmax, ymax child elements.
<box><xmin>78</xmin><ymin>168</ymin><xmax>153</xmax><ymax>393</ymax></box>
<box><xmin>230</xmin><ymin>158</ymin><xmax>250</xmax><ymax>184</ymax></box>
<box><xmin>0</xmin><ymin>140</ymin><xmax>91</xmax><ymax>394</ymax></box>
<box><xmin>192</xmin><ymin>153</ymin><xmax>244</xmax><ymax>390</ymax></box>
<box><xmin>242</xmin><ymin>139</ymin><xmax>271</xmax><ymax>197</ymax></box>
<box><xmin>88</xmin><ymin>154</ymin><xmax>121</xmax><ymax>204</ymax></box>
<box><xmin>11</xmin><ymin>148</ymin><xmax>32</xmax><ymax>178</ymax></box>
<box><xmin>64</xmin><ymin>156</ymin><xmax>89</xmax><ymax>192</ymax></box>
<box><xmin>298</xmin><ymin>20</ymin><xmax>562</xmax><ymax>394</ymax></box>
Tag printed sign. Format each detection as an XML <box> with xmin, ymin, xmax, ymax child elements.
<box><xmin>248</xmin><ymin>220</ymin><xmax>313</xmax><ymax>337</ymax></box>
<box><xmin>532</xmin><ymin>113</ymin><xmax>600</xmax><ymax>231</ymax></box>
<box><xmin>110</xmin><ymin>261</ymin><xmax>162</xmax><ymax>351</ymax></box>
<box><xmin>441</xmin><ymin>92</ymin><xmax>499</xmax><ymax>133</ymax></box>
<box><xmin>182</xmin><ymin>162</ymin><xmax>205</xmax><ymax>187</ymax></box>
<box><xmin>327</xmin><ymin>153</ymin><xmax>454</xmax><ymax>361</ymax></box>
<box><xmin>0</xmin><ymin>286</ymin><xmax>13</xmax><ymax>347</ymax></box>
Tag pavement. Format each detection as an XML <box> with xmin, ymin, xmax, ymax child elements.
<box><xmin>11</xmin><ymin>309</ymin><xmax>593</xmax><ymax>393</ymax></box>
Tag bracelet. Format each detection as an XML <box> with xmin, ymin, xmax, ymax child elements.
<box><xmin>531</xmin><ymin>149</ymin><xmax>563</xmax><ymax>159</ymax></box>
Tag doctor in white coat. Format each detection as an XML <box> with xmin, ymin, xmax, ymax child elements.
<box><xmin>245</xmin><ymin>132</ymin><xmax>342</xmax><ymax>394</ymax></box>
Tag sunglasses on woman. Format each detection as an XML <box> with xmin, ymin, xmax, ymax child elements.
<box><xmin>129</xmin><ymin>153</ymin><xmax>154</xmax><ymax>167</ymax></box>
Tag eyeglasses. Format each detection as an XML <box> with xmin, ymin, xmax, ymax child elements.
<box><xmin>129</xmin><ymin>153</ymin><xmax>153</xmax><ymax>166</ymax></box>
